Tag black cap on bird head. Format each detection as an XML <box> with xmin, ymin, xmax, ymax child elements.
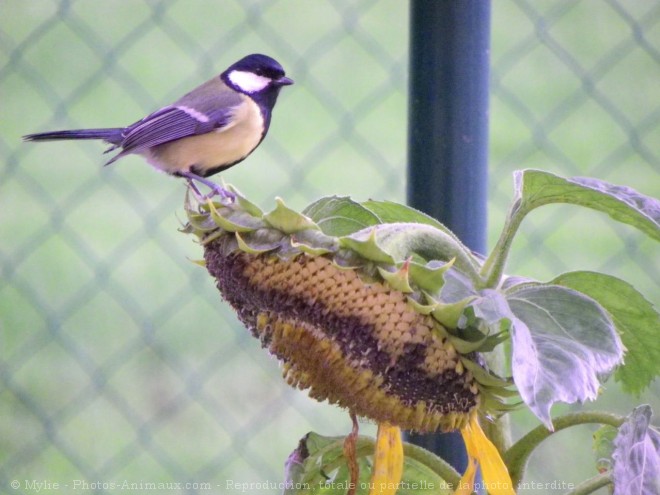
<box><xmin>222</xmin><ymin>54</ymin><xmax>293</xmax><ymax>93</ymax></box>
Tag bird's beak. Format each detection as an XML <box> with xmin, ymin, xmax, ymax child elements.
<box><xmin>276</xmin><ymin>76</ymin><xmax>294</xmax><ymax>86</ymax></box>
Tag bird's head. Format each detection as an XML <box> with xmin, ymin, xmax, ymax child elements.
<box><xmin>222</xmin><ymin>54</ymin><xmax>294</xmax><ymax>96</ymax></box>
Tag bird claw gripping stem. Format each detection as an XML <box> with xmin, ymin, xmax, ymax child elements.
<box><xmin>180</xmin><ymin>172</ymin><xmax>236</xmax><ymax>203</ymax></box>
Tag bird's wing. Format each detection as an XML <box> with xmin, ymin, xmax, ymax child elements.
<box><xmin>119</xmin><ymin>105</ymin><xmax>231</xmax><ymax>155</ymax></box>
<box><xmin>119</xmin><ymin>77</ymin><xmax>244</xmax><ymax>155</ymax></box>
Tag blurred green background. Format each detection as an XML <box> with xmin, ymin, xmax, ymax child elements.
<box><xmin>1</xmin><ymin>1</ymin><xmax>659</xmax><ymax>494</ymax></box>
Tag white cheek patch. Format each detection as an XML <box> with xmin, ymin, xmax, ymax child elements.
<box><xmin>228</xmin><ymin>70</ymin><xmax>271</xmax><ymax>93</ymax></box>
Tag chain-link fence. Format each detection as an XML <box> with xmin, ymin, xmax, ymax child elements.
<box><xmin>1</xmin><ymin>1</ymin><xmax>659</xmax><ymax>494</ymax></box>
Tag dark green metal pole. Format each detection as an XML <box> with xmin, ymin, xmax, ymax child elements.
<box><xmin>406</xmin><ymin>0</ymin><xmax>491</xmax><ymax>477</ymax></box>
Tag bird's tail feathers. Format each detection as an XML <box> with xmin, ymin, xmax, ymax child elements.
<box><xmin>23</xmin><ymin>128</ymin><xmax>123</xmax><ymax>145</ymax></box>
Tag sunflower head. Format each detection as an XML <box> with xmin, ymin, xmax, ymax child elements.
<box><xmin>184</xmin><ymin>188</ymin><xmax>513</xmax><ymax>433</ymax></box>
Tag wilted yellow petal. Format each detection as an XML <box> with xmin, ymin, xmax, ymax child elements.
<box><xmin>369</xmin><ymin>423</ymin><xmax>403</xmax><ymax>495</ymax></box>
<box><xmin>454</xmin><ymin>456</ymin><xmax>477</xmax><ymax>495</ymax></box>
<box><xmin>460</xmin><ymin>415</ymin><xmax>515</xmax><ymax>495</ymax></box>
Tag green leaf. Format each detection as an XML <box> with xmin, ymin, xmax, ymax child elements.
<box><xmin>282</xmin><ymin>432</ymin><xmax>452</xmax><ymax>495</ymax></box>
<box><xmin>362</xmin><ymin>200</ymin><xmax>457</xmax><ymax>237</ymax></box>
<box><xmin>612</xmin><ymin>405</ymin><xmax>660</xmax><ymax>495</ymax></box>
<box><xmin>283</xmin><ymin>438</ymin><xmax>309</xmax><ymax>495</ymax></box>
<box><xmin>551</xmin><ymin>271</ymin><xmax>660</xmax><ymax>395</ymax></box>
<box><xmin>506</xmin><ymin>284</ymin><xmax>624</xmax><ymax>429</ymax></box>
<box><xmin>440</xmin><ymin>269</ymin><xmax>478</xmax><ymax>303</ymax></box>
<box><xmin>515</xmin><ymin>169</ymin><xmax>660</xmax><ymax>242</ymax></box>
<box><xmin>482</xmin><ymin>170</ymin><xmax>660</xmax><ymax>303</ymax></box>
<box><xmin>303</xmin><ymin>196</ymin><xmax>381</xmax><ymax>236</ymax></box>
<box><xmin>470</xmin><ymin>289</ymin><xmax>514</xmax><ymax>326</ymax></box>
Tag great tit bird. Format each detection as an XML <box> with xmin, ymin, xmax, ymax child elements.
<box><xmin>23</xmin><ymin>53</ymin><xmax>293</xmax><ymax>198</ymax></box>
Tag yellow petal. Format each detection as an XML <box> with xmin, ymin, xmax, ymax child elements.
<box><xmin>460</xmin><ymin>415</ymin><xmax>516</xmax><ymax>495</ymax></box>
<box><xmin>369</xmin><ymin>423</ymin><xmax>403</xmax><ymax>495</ymax></box>
<box><xmin>453</xmin><ymin>456</ymin><xmax>477</xmax><ymax>495</ymax></box>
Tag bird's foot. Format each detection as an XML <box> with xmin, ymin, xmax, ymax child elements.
<box><xmin>181</xmin><ymin>172</ymin><xmax>235</xmax><ymax>204</ymax></box>
<box><xmin>209</xmin><ymin>184</ymin><xmax>236</xmax><ymax>203</ymax></box>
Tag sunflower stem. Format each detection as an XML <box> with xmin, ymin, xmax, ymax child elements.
<box><xmin>480</xmin><ymin>199</ymin><xmax>526</xmax><ymax>288</ymax></box>
<box><xmin>564</xmin><ymin>472</ymin><xmax>612</xmax><ymax>495</ymax></box>
<box><xmin>503</xmin><ymin>411</ymin><xmax>624</xmax><ymax>487</ymax></box>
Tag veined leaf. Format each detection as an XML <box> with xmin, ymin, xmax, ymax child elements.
<box><xmin>361</xmin><ymin>200</ymin><xmax>465</xmax><ymax>244</ymax></box>
<box><xmin>481</xmin><ymin>171</ymin><xmax>659</xmax><ymax>287</ymax></box>
<box><xmin>552</xmin><ymin>271</ymin><xmax>660</xmax><ymax>395</ymax></box>
<box><xmin>506</xmin><ymin>284</ymin><xmax>624</xmax><ymax>429</ymax></box>
<box><xmin>514</xmin><ymin>169</ymin><xmax>660</xmax><ymax>242</ymax></box>
<box><xmin>440</xmin><ymin>269</ymin><xmax>478</xmax><ymax>303</ymax></box>
<box><xmin>469</xmin><ymin>289</ymin><xmax>514</xmax><ymax>326</ymax></box>
<box><xmin>612</xmin><ymin>405</ymin><xmax>660</xmax><ymax>495</ymax></box>
<box><xmin>303</xmin><ymin>196</ymin><xmax>381</xmax><ymax>236</ymax></box>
